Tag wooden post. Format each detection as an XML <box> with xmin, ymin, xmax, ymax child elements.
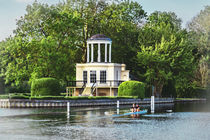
<box><xmin>67</xmin><ymin>102</ymin><xmax>70</xmax><ymax>119</ymax></box>
<box><xmin>151</xmin><ymin>85</ymin><xmax>155</xmax><ymax>113</ymax></box>
<box><xmin>151</xmin><ymin>96</ymin><xmax>155</xmax><ymax>113</ymax></box>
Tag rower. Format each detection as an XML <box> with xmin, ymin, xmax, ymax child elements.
<box><xmin>136</xmin><ymin>105</ymin><xmax>140</xmax><ymax>112</ymax></box>
<box><xmin>132</xmin><ymin>103</ymin><xmax>136</xmax><ymax>112</ymax></box>
<box><xmin>130</xmin><ymin>107</ymin><xmax>134</xmax><ymax>112</ymax></box>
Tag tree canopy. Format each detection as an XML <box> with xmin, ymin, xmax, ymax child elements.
<box><xmin>137</xmin><ymin>11</ymin><xmax>197</xmax><ymax>97</ymax></box>
<box><xmin>0</xmin><ymin>0</ymin><xmax>207</xmax><ymax>97</ymax></box>
<box><xmin>0</xmin><ymin>0</ymin><xmax>146</xmax><ymax>85</ymax></box>
<box><xmin>187</xmin><ymin>6</ymin><xmax>210</xmax><ymax>88</ymax></box>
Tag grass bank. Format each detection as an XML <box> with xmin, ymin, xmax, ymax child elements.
<box><xmin>0</xmin><ymin>93</ymin><xmax>138</xmax><ymax>100</ymax></box>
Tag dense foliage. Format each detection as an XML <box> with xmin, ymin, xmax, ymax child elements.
<box><xmin>0</xmin><ymin>0</ymin><xmax>146</xmax><ymax>86</ymax></box>
<box><xmin>0</xmin><ymin>0</ymin><xmax>208</xmax><ymax>98</ymax></box>
<box><xmin>118</xmin><ymin>81</ymin><xmax>145</xmax><ymax>99</ymax></box>
<box><xmin>5</xmin><ymin>82</ymin><xmax>30</xmax><ymax>93</ymax></box>
<box><xmin>31</xmin><ymin>78</ymin><xmax>61</xmax><ymax>96</ymax></box>
<box><xmin>187</xmin><ymin>6</ymin><xmax>210</xmax><ymax>88</ymax></box>
<box><xmin>137</xmin><ymin>11</ymin><xmax>197</xmax><ymax>97</ymax></box>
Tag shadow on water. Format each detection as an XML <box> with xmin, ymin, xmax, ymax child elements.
<box><xmin>175</xmin><ymin>101</ymin><xmax>210</xmax><ymax>112</ymax></box>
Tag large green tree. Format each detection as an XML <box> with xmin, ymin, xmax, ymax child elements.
<box><xmin>0</xmin><ymin>2</ymin><xmax>83</xmax><ymax>85</ymax></box>
<box><xmin>137</xmin><ymin>11</ymin><xmax>197</xmax><ymax>97</ymax></box>
<box><xmin>0</xmin><ymin>0</ymin><xmax>146</xmax><ymax>86</ymax></box>
<box><xmin>187</xmin><ymin>6</ymin><xmax>210</xmax><ymax>88</ymax></box>
<box><xmin>63</xmin><ymin>0</ymin><xmax>146</xmax><ymax>71</ymax></box>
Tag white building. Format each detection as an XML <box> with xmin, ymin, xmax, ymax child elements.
<box><xmin>67</xmin><ymin>34</ymin><xmax>130</xmax><ymax>96</ymax></box>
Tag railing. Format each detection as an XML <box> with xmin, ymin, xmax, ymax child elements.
<box><xmin>79</xmin><ymin>82</ymin><xmax>87</xmax><ymax>95</ymax></box>
<box><xmin>67</xmin><ymin>80</ymin><xmax>124</xmax><ymax>87</ymax></box>
<box><xmin>91</xmin><ymin>82</ymin><xmax>96</xmax><ymax>95</ymax></box>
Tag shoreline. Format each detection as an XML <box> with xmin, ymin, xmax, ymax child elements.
<box><xmin>0</xmin><ymin>98</ymin><xmax>206</xmax><ymax>108</ymax></box>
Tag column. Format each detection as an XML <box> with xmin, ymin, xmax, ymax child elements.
<box><xmin>97</xmin><ymin>43</ymin><xmax>101</xmax><ymax>62</ymax></box>
<box><xmin>109</xmin><ymin>43</ymin><xmax>111</xmax><ymax>62</ymax></box>
<box><xmin>91</xmin><ymin>43</ymin><xmax>94</xmax><ymax>62</ymax></box>
<box><xmin>87</xmin><ymin>43</ymin><xmax>89</xmax><ymax>63</ymax></box>
<box><xmin>105</xmin><ymin>43</ymin><xmax>107</xmax><ymax>62</ymax></box>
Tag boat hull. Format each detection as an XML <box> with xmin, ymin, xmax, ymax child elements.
<box><xmin>124</xmin><ymin>110</ymin><xmax>148</xmax><ymax>115</ymax></box>
<box><xmin>113</xmin><ymin>109</ymin><xmax>148</xmax><ymax>117</ymax></box>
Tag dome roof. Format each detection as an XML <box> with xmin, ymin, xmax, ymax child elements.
<box><xmin>87</xmin><ymin>34</ymin><xmax>111</xmax><ymax>41</ymax></box>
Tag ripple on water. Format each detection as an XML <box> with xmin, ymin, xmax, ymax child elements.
<box><xmin>0</xmin><ymin>103</ymin><xmax>210</xmax><ymax>140</ymax></box>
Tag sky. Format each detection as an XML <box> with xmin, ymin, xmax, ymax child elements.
<box><xmin>0</xmin><ymin>0</ymin><xmax>210</xmax><ymax>41</ymax></box>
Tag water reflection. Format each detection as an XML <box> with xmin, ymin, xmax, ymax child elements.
<box><xmin>0</xmin><ymin>102</ymin><xmax>210</xmax><ymax>140</ymax></box>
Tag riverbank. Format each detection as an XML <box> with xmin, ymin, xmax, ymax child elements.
<box><xmin>175</xmin><ymin>98</ymin><xmax>207</xmax><ymax>102</ymax></box>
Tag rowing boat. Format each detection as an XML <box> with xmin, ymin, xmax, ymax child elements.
<box><xmin>123</xmin><ymin>109</ymin><xmax>148</xmax><ymax>116</ymax></box>
<box><xmin>113</xmin><ymin>109</ymin><xmax>148</xmax><ymax>117</ymax></box>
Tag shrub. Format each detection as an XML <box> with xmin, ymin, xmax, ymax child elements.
<box><xmin>30</xmin><ymin>96</ymin><xmax>64</xmax><ymax>100</ymax></box>
<box><xmin>0</xmin><ymin>93</ymin><xmax>30</xmax><ymax>99</ymax></box>
<box><xmin>0</xmin><ymin>95</ymin><xmax>9</xmax><ymax>99</ymax></box>
<box><xmin>118</xmin><ymin>81</ymin><xmax>145</xmax><ymax>99</ymax></box>
<box><xmin>5</xmin><ymin>82</ymin><xmax>31</xmax><ymax>93</ymax></box>
<box><xmin>10</xmin><ymin>94</ymin><xmax>29</xmax><ymax>99</ymax></box>
<box><xmin>60</xmin><ymin>93</ymin><xmax>67</xmax><ymax>96</ymax></box>
<box><xmin>176</xmin><ymin>83</ymin><xmax>207</xmax><ymax>98</ymax></box>
<box><xmin>31</xmin><ymin>78</ymin><xmax>61</xmax><ymax>96</ymax></box>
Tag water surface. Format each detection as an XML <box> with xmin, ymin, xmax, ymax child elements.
<box><xmin>0</xmin><ymin>102</ymin><xmax>210</xmax><ymax>140</ymax></box>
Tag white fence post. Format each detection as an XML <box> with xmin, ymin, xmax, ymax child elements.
<box><xmin>67</xmin><ymin>102</ymin><xmax>70</xmax><ymax>119</ymax></box>
<box><xmin>151</xmin><ymin>96</ymin><xmax>155</xmax><ymax>113</ymax></box>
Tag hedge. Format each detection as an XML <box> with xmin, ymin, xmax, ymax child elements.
<box><xmin>0</xmin><ymin>93</ymin><xmax>30</xmax><ymax>99</ymax></box>
<box><xmin>31</xmin><ymin>78</ymin><xmax>61</xmax><ymax>96</ymax></box>
<box><xmin>118</xmin><ymin>80</ymin><xmax>145</xmax><ymax>99</ymax></box>
<box><xmin>176</xmin><ymin>86</ymin><xmax>207</xmax><ymax>98</ymax></box>
<box><xmin>30</xmin><ymin>96</ymin><xmax>138</xmax><ymax>100</ymax></box>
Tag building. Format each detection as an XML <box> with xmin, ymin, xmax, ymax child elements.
<box><xmin>67</xmin><ymin>34</ymin><xmax>130</xmax><ymax>96</ymax></box>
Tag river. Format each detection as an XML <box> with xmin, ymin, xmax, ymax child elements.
<box><xmin>0</xmin><ymin>102</ymin><xmax>210</xmax><ymax>140</ymax></box>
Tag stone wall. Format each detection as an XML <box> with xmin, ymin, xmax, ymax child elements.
<box><xmin>0</xmin><ymin>98</ymin><xmax>174</xmax><ymax>108</ymax></box>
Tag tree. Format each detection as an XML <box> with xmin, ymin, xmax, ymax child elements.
<box><xmin>137</xmin><ymin>11</ymin><xmax>197</xmax><ymax>97</ymax></box>
<box><xmin>99</xmin><ymin>1</ymin><xmax>146</xmax><ymax>73</ymax></box>
<box><xmin>0</xmin><ymin>0</ymin><xmax>146</xmax><ymax>86</ymax></box>
<box><xmin>187</xmin><ymin>6</ymin><xmax>210</xmax><ymax>88</ymax></box>
<box><xmin>0</xmin><ymin>2</ymin><xmax>83</xmax><ymax>85</ymax></box>
<box><xmin>62</xmin><ymin>0</ymin><xmax>146</xmax><ymax>72</ymax></box>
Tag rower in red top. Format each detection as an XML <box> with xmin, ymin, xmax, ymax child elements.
<box><xmin>136</xmin><ymin>104</ymin><xmax>140</xmax><ymax>112</ymax></box>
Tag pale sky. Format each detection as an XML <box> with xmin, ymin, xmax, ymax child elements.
<box><xmin>0</xmin><ymin>0</ymin><xmax>210</xmax><ymax>41</ymax></box>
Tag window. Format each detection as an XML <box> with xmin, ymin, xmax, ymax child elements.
<box><xmin>116</xmin><ymin>70</ymin><xmax>118</xmax><ymax>80</ymax></box>
<box><xmin>83</xmin><ymin>71</ymin><xmax>87</xmax><ymax>83</ymax></box>
<box><xmin>90</xmin><ymin>70</ymin><xmax>96</xmax><ymax>83</ymax></box>
<box><xmin>100</xmin><ymin>70</ymin><xmax>106</xmax><ymax>83</ymax></box>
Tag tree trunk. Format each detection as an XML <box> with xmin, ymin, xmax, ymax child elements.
<box><xmin>154</xmin><ymin>83</ymin><xmax>163</xmax><ymax>97</ymax></box>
